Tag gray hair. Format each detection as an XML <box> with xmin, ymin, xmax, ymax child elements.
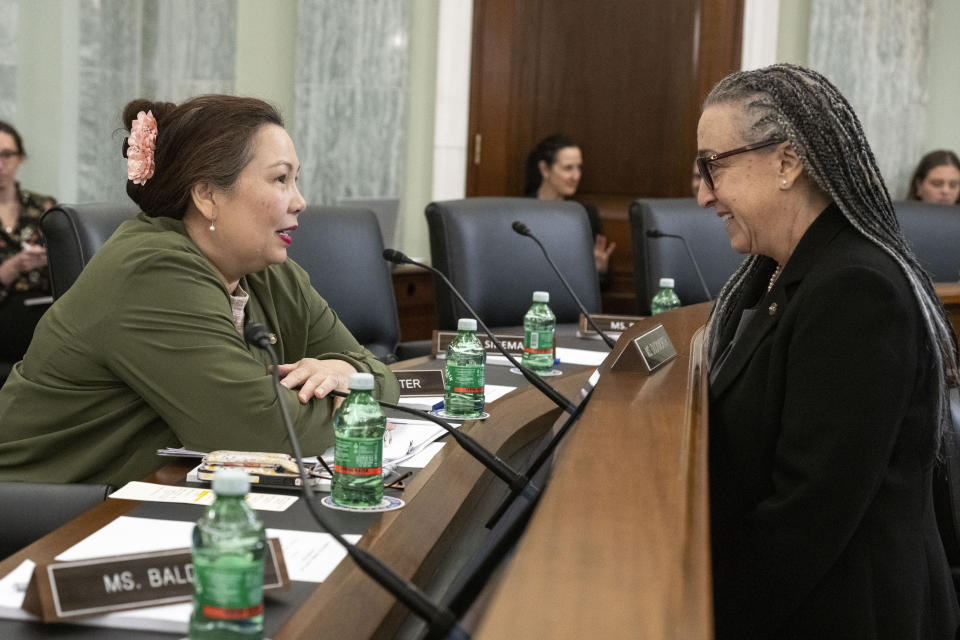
<box><xmin>704</xmin><ymin>63</ymin><xmax>958</xmax><ymax>446</ymax></box>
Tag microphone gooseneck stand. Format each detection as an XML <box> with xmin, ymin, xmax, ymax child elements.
<box><xmin>329</xmin><ymin>390</ymin><xmax>536</xmax><ymax>499</ymax></box>
<box><xmin>645</xmin><ymin>229</ymin><xmax>713</xmax><ymax>302</ymax></box>
<box><xmin>244</xmin><ymin>323</ymin><xmax>468</xmax><ymax>639</ymax></box>
<box><xmin>382</xmin><ymin>249</ymin><xmax>576</xmax><ymax>415</ymax></box>
<box><xmin>510</xmin><ymin>221</ymin><xmax>616</xmax><ymax>349</ymax></box>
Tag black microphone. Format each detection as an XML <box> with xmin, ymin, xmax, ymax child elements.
<box><xmin>330</xmin><ymin>390</ymin><xmax>536</xmax><ymax>498</ymax></box>
<box><xmin>244</xmin><ymin>323</ymin><xmax>466</xmax><ymax>638</ymax></box>
<box><xmin>645</xmin><ymin>229</ymin><xmax>713</xmax><ymax>302</ymax></box>
<box><xmin>511</xmin><ymin>221</ymin><xmax>616</xmax><ymax>349</ymax></box>
<box><xmin>382</xmin><ymin>249</ymin><xmax>576</xmax><ymax>414</ymax></box>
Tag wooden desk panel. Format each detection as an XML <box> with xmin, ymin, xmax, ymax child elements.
<box><xmin>936</xmin><ymin>282</ymin><xmax>960</xmax><ymax>345</ymax></box>
<box><xmin>475</xmin><ymin>303</ymin><xmax>713</xmax><ymax>639</ymax></box>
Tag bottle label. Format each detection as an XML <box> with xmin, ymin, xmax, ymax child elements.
<box><xmin>194</xmin><ymin>559</ymin><xmax>263</xmax><ymax>620</ymax></box>
<box><xmin>524</xmin><ymin>329</ymin><xmax>554</xmax><ymax>354</ymax></box>
<box><xmin>334</xmin><ymin>436</ymin><xmax>383</xmax><ymax>476</ymax></box>
<box><xmin>447</xmin><ymin>363</ymin><xmax>484</xmax><ymax>393</ymax></box>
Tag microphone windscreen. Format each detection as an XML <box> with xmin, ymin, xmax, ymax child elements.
<box><xmin>244</xmin><ymin>322</ymin><xmax>272</xmax><ymax>347</ymax></box>
<box><xmin>382</xmin><ymin>248</ymin><xmax>408</xmax><ymax>264</ymax></box>
<box><xmin>511</xmin><ymin>221</ymin><xmax>531</xmax><ymax>236</ymax></box>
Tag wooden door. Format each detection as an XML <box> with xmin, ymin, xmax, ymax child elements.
<box><xmin>466</xmin><ymin>0</ymin><xmax>743</xmax><ymax>312</ymax></box>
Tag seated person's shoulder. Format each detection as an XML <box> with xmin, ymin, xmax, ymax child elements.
<box><xmin>19</xmin><ymin>188</ymin><xmax>57</xmax><ymax>215</ymax></box>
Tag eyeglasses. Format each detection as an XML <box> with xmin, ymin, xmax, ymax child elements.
<box><xmin>0</xmin><ymin>150</ymin><xmax>23</xmax><ymax>161</ymax></box>
<box><xmin>696</xmin><ymin>138</ymin><xmax>786</xmax><ymax>191</ymax></box>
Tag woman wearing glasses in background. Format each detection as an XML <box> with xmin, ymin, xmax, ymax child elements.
<box><xmin>697</xmin><ymin>64</ymin><xmax>958</xmax><ymax>639</ymax></box>
<box><xmin>0</xmin><ymin>121</ymin><xmax>56</xmax><ymax>365</ymax></box>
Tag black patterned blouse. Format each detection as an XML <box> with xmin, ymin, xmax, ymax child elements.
<box><xmin>0</xmin><ymin>185</ymin><xmax>56</xmax><ymax>303</ymax></box>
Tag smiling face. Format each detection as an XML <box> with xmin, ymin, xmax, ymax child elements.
<box><xmin>538</xmin><ymin>146</ymin><xmax>582</xmax><ymax>200</ymax></box>
<box><xmin>915</xmin><ymin>163</ymin><xmax>960</xmax><ymax>204</ymax></box>
<box><xmin>696</xmin><ymin>103</ymin><xmax>784</xmax><ymax>257</ymax></box>
<box><xmin>201</xmin><ymin>124</ymin><xmax>306</xmax><ymax>285</ymax></box>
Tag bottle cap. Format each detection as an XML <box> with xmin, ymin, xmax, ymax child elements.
<box><xmin>348</xmin><ymin>372</ymin><xmax>375</xmax><ymax>390</ymax></box>
<box><xmin>659</xmin><ymin>277</ymin><xmax>675</xmax><ymax>288</ymax></box>
<box><xmin>212</xmin><ymin>468</ymin><xmax>250</xmax><ymax>496</ymax></box>
<box><xmin>532</xmin><ymin>291</ymin><xmax>550</xmax><ymax>303</ymax></box>
<box><xmin>457</xmin><ymin>318</ymin><xmax>477</xmax><ymax>331</ymax></box>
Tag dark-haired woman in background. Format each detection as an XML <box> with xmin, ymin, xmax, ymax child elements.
<box><xmin>0</xmin><ymin>96</ymin><xmax>398</xmax><ymax>486</ymax></box>
<box><xmin>698</xmin><ymin>64</ymin><xmax>958</xmax><ymax>638</ymax></box>
<box><xmin>0</xmin><ymin>120</ymin><xmax>56</xmax><ymax>364</ymax></box>
<box><xmin>907</xmin><ymin>149</ymin><xmax>960</xmax><ymax>204</ymax></box>
<box><xmin>525</xmin><ymin>134</ymin><xmax>615</xmax><ymax>282</ymax></box>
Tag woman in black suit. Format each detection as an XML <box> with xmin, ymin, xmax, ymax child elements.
<box><xmin>697</xmin><ymin>64</ymin><xmax>959</xmax><ymax>639</ymax></box>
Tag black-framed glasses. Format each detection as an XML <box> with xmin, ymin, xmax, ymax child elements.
<box><xmin>696</xmin><ymin>138</ymin><xmax>786</xmax><ymax>191</ymax></box>
<box><xmin>0</xmin><ymin>150</ymin><xmax>23</xmax><ymax>161</ymax></box>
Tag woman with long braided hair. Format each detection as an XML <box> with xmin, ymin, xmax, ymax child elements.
<box><xmin>698</xmin><ymin>64</ymin><xmax>959</xmax><ymax>639</ymax></box>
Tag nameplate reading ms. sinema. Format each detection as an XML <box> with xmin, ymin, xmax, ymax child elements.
<box><xmin>431</xmin><ymin>330</ymin><xmax>524</xmax><ymax>359</ymax></box>
<box><xmin>611</xmin><ymin>324</ymin><xmax>677</xmax><ymax>373</ymax></box>
<box><xmin>21</xmin><ymin>539</ymin><xmax>287</xmax><ymax>622</ymax></box>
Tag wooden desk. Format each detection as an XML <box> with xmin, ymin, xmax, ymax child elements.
<box><xmin>475</xmin><ymin>303</ymin><xmax>713</xmax><ymax>639</ymax></box>
<box><xmin>0</xmin><ymin>353</ymin><xmax>597</xmax><ymax>638</ymax></box>
<box><xmin>936</xmin><ymin>282</ymin><xmax>960</xmax><ymax>343</ymax></box>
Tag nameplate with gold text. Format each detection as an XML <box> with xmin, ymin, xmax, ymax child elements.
<box><xmin>610</xmin><ymin>324</ymin><xmax>677</xmax><ymax>374</ymax></box>
<box><xmin>431</xmin><ymin>330</ymin><xmax>525</xmax><ymax>359</ymax></box>
<box><xmin>396</xmin><ymin>369</ymin><xmax>446</xmax><ymax>396</ymax></box>
<box><xmin>21</xmin><ymin>538</ymin><xmax>288</xmax><ymax>622</ymax></box>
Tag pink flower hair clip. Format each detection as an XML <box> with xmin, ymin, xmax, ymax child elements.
<box><xmin>127</xmin><ymin>110</ymin><xmax>157</xmax><ymax>186</ymax></box>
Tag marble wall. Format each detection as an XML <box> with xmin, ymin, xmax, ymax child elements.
<box><xmin>809</xmin><ymin>0</ymin><xmax>933</xmax><ymax>199</ymax></box>
<box><xmin>76</xmin><ymin>0</ymin><xmax>236</xmax><ymax>203</ymax></box>
<box><xmin>0</xmin><ymin>0</ymin><xmax>17</xmax><ymax>122</ymax></box>
<box><xmin>294</xmin><ymin>0</ymin><xmax>410</xmax><ymax>206</ymax></box>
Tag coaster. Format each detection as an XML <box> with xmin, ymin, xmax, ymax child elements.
<box><xmin>321</xmin><ymin>495</ymin><xmax>405</xmax><ymax>512</ymax></box>
<box><xmin>429</xmin><ymin>409</ymin><xmax>490</xmax><ymax>421</ymax></box>
<box><xmin>509</xmin><ymin>367</ymin><xmax>563</xmax><ymax>377</ymax></box>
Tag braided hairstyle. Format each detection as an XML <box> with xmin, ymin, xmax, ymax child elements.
<box><xmin>704</xmin><ymin>63</ymin><xmax>958</xmax><ymax>444</ymax></box>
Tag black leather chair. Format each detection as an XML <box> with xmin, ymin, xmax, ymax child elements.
<box><xmin>40</xmin><ymin>203</ymin><xmax>139</xmax><ymax>299</ymax></box>
<box><xmin>629</xmin><ymin>198</ymin><xmax>744</xmax><ymax>315</ymax></box>
<box><xmin>286</xmin><ymin>206</ymin><xmax>405</xmax><ymax>362</ymax></box>
<box><xmin>894</xmin><ymin>200</ymin><xmax>960</xmax><ymax>283</ymax></box>
<box><xmin>0</xmin><ymin>482</ymin><xmax>113</xmax><ymax>559</ymax></box>
<box><xmin>425</xmin><ymin>197</ymin><xmax>601</xmax><ymax>329</ymax></box>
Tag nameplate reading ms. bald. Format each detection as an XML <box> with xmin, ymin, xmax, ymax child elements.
<box><xmin>610</xmin><ymin>324</ymin><xmax>677</xmax><ymax>374</ymax></box>
<box><xmin>396</xmin><ymin>370</ymin><xmax>446</xmax><ymax>397</ymax></box>
<box><xmin>21</xmin><ymin>539</ymin><xmax>287</xmax><ymax>622</ymax></box>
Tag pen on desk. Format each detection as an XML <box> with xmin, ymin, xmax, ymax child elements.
<box><xmin>385</xmin><ymin>471</ymin><xmax>412</xmax><ymax>490</ymax></box>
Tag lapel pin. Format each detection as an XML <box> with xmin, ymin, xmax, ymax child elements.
<box><xmin>768</xmin><ymin>302</ymin><xmax>778</xmax><ymax>316</ymax></box>
<box><xmin>269</xmin><ymin>332</ymin><xmax>277</xmax><ymax>344</ymax></box>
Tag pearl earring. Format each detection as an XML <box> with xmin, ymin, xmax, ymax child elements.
<box><xmin>209</xmin><ymin>219</ymin><xmax>216</xmax><ymax>231</ymax></box>
<box><xmin>781</xmin><ymin>179</ymin><xmax>787</xmax><ymax>187</ymax></box>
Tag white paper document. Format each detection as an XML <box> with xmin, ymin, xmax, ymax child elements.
<box><xmin>0</xmin><ymin>515</ymin><xmax>359</xmax><ymax>632</ymax></box>
<box><xmin>555</xmin><ymin>347</ymin><xmax>608</xmax><ymax>366</ymax></box>
<box><xmin>395</xmin><ymin>383</ymin><xmax>516</xmax><ymax>413</ymax></box>
<box><xmin>110</xmin><ymin>481</ymin><xmax>299</xmax><ymax>511</ymax></box>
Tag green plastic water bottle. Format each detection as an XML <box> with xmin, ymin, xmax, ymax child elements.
<box><xmin>521</xmin><ymin>290</ymin><xmax>556</xmax><ymax>373</ymax></box>
<box><xmin>189</xmin><ymin>468</ymin><xmax>265</xmax><ymax>639</ymax></box>
<box><xmin>444</xmin><ymin>318</ymin><xmax>486</xmax><ymax>417</ymax></box>
<box><xmin>332</xmin><ymin>372</ymin><xmax>386</xmax><ymax>506</ymax></box>
<box><xmin>650</xmin><ymin>277</ymin><xmax>682</xmax><ymax>315</ymax></box>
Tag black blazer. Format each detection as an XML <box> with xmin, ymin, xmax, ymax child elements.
<box><xmin>708</xmin><ymin>205</ymin><xmax>959</xmax><ymax>639</ymax></box>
